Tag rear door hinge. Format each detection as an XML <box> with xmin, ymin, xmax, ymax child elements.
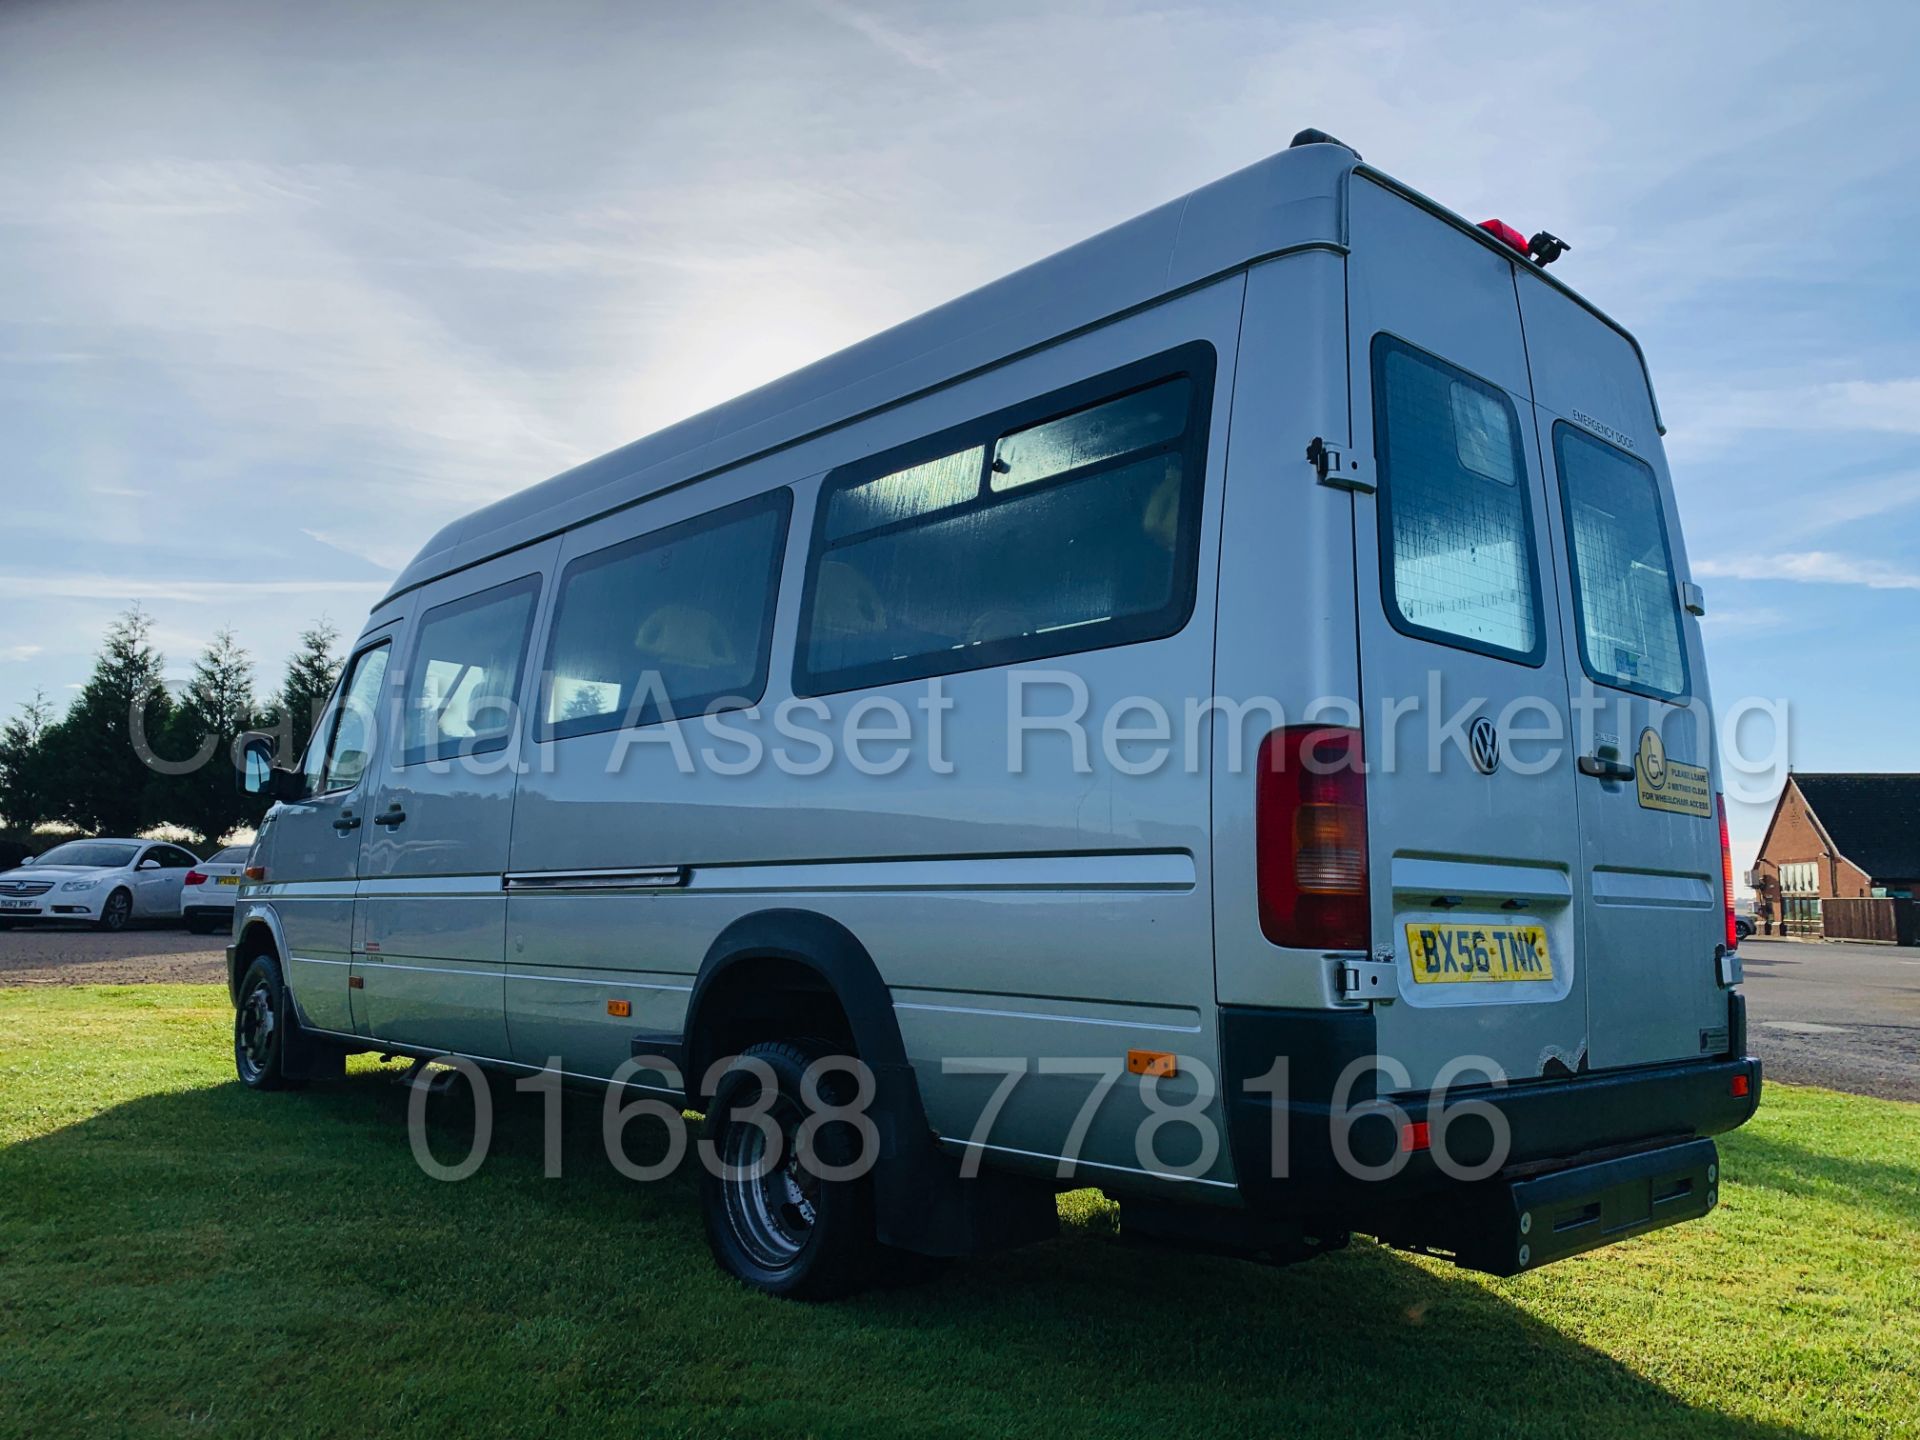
<box><xmin>1336</xmin><ymin>958</ymin><xmax>1397</xmax><ymax>1003</ymax></box>
<box><xmin>1308</xmin><ymin>437</ymin><xmax>1373</xmax><ymax>493</ymax></box>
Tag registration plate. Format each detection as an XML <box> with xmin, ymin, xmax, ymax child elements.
<box><xmin>217</xmin><ymin>875</ymin><xmax>242</xmax><ymax>885</ymax></box>
<box><xmin>0</xmin><ymin>899</ymin><xmax>35</xmax><ymax>911</ymax></box>
<box><xmin>1405</xmin><ymin>922</ymin><xmax>1554</xmax><ymax>983</ymax></box>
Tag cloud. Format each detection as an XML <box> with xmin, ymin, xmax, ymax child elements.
<box><xmin>0</xmin><ymin>575</ymin><xmax>389</xmax><ymax>604</ymax></box>
<box><xmin>802</xmin><ymin>0</ymin><xmax>952</xmax><ymax>77</ymax></box>
<box><xmin>1698</xmin><ymin>607</ymin><xmax>1789</xmax><ymax>634</ymax></box>
<box><xmin>1694</xmin><ymin>552</ymin><xmax>1920</xmax><ymax>591</ymax></box>
<box><xmin>0</xmin><ymin>644</ymin><xmax>44</xmax><ymax>663</ymax></box>
<box><xmin>1668</xmin><ymin>377</ymin><xmax>1920</xmax><ymax>459</ymax></box>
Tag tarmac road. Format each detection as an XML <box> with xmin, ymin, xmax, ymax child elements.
<box><xmin>1740</xmin><ymin>937</ymin><xmax>1920</xmax><ymax>1102</ymax></box>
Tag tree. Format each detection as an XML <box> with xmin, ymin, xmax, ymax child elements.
<box><xmin>155</xmin><ymin>629</ymin><xmax>264</xmax><ymax>851</ymax></box>
<box><xmin>0</xmin><ymin>690</ymin><xmax>57</xmax><ymax>832</ymax></box>
<box><xmin>269</xmin><ymin>619</ymin><xmax>343</xmax><ymax>765</ymax></box>
<box><xmin>41</xmin><ymin>607</ymin><xmax>173</xmax><ymax>836</ymax></box>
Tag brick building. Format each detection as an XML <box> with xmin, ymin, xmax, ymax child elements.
<box><xmin>1750</xmin><ymin>774</ymin><xmax>1920</xmax><ymax>939</ymax></box>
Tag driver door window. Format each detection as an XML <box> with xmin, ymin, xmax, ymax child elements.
<box><xmin>309</xmin><ymin>643</ymin><xmax>392</xmax><ymax>795</ymax></box>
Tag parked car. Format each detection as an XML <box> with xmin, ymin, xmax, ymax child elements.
<box><xmin>0</xmin><ymin>838</ymin><xmax>201</xmax><ymax>931</ymax></box>
<box><xmin>228</xmin><ymin>129</ymin><xmax>1760</xmax><ymax>1298</ymax></box>
<box><xmin>181</xmin><ymin>846</ymin><xmax>252</xmax><ymax>934</ymax></box>
<box><xmin>0</xmin><ymin>839</ymin><xmax>35</xmax><ymax>872</ymax></box>
<box><xmin>1735</xmin><ymin>914</ymin><xmax>1756</xmax><ymax>943</ymax></box>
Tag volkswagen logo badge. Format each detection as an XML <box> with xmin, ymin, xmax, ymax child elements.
<box><xmin>1469</xmin><ymin>716</ymin><xmax>1500</xmax><ymax>775</ymax></box>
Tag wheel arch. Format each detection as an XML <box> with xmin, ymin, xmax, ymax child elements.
<box><xmin>678</xmin><ymin>908</ymin><xmax>1057</xmax><ymax>1258</ymax></box>
<box><xmin>230</xmin><ymin>904</ymin><xmax>287</xmax><ymax>1008</ymax></box>
<box><xmin>682</xmin><ymin>908</ymin><xmax>910</xmax><ymax>1098</ymax></box>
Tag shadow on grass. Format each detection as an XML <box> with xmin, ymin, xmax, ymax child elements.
<box><xmin>0</xmin><ymin>1068</ymin><xmax>1816</xmax><ymax>1440</ymax></box>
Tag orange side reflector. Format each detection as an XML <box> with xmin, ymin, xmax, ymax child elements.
<box><xmin>1127</xmin><ymin>1049</ymin><xmax>1177</xmax><ymax>1078</ymax></box>
<box><xmin>244</xmin><ymin>865</ymin><xmax>266</xmax><ymax>881</ymax></box>
<box><xmin>1730</xmin><ymin>1074</ymin><xmax>1750</xmax><ymax>1098</ymax></box>
<box><xmin>347</xmin><ymin>976</ymin><xmax>364</xmax><ymax>990</ymax></box>
<box><xmin>606</xmin><ymin>999</ymin><xmax>632</xmax><ymax>1018</ymax></box>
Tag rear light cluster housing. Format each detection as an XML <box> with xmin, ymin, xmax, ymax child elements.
<box><xmin>1256</xmin><ymin>726</ymin><xmax>1370</xmax><ymax>951</ymax></box>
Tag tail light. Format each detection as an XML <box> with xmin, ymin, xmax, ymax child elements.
<box><xmin>1717</xmin><ymin>794</ymin><xmax>1737</xmax><ymax>951</ymax></box>
<box><xmin>1256</xmin><ymin>726</ymin><xmax>1369</xmax><ymax>950</ymax></box>
<box><xmin>184</xmin><ymin>870</ymin><xmax>207</xmax><ymax>886</ymax></box>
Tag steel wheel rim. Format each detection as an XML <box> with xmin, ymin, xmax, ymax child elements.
<box><xmin>721</xmin><ymin>1095</ymin><xmax>816</xmax><ymax>1270</ymax></box>
<box><xmin>236</xmin><ymin>982</ymin><xmax>275</xmax><ymax>1082</ymax></box>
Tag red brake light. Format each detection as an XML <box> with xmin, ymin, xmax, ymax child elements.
<box><xmin>1478</xmin><ymin>218</ymin><xmax>1529</xmax><ymax>255</ymax></box>
<box><xmin>1256</xmin><ymin>726</ymin><xmax>1369</xmax><ymax>951</ymax></box>
<box><xmin>1718</xmin><ymin>793</ymin><xmax>1737</xmax><ymax>951</ymax></box>
<box><xmin>184</xmin><ymin>870</ymin><xmax>207</xmax><ymax>886</ymax></box>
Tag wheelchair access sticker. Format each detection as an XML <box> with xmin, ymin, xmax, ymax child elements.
<box><xmin>1636</xmin><ymin>727</ymin><xmax>1711</xmax><ymax>818</ymax></box>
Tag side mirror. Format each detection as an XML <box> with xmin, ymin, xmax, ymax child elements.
<box><xmin>237</xmin><ymin>732</ymin><xmax>306</xmax><ymax>802</ymax></box>
<box><xmin>138</xmin><ymin>857</ymin><xmax>162</xmax><ymax>871</ymax></box>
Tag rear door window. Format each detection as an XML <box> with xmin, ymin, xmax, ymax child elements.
<box><xmin>1372</xmin><ymin>335</ymin><xmax>1543</xmax><ymax>663</ymax></box>
<box><xmin>1553</xmin><ymin>422</ymin><xmax>1689</xmax><ymax>700</ymax></box>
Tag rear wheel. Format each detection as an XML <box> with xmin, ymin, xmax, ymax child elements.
<box><xmin>234</xmin><ymin>954</ymin><xmax>302</xmax><ymax>1091</ymax></box>
<box><xmin>94</xmin><ymin>889</ymin><xmax>132</xmax><ymax>933</ymax></box>
<box><xmin>699</xmin><ymin>1039</ymin><xmax>878</xmax><ymax>1299</ymax></box>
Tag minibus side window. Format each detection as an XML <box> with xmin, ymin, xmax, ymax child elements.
<box><xmin>1371</xmin><ymin>335</ymin><xmax>1544</xmax><ymax>665</ymax></box>
<box><xmin>399</xmin><ymin>576</ymin><xmax>541</xmax><ymax>766</ymax></box>
<box><xmin>1553</xmin><ymin>422</ymin><xmax>1689</xmax><ymax>700</ymax></box>
<box><xmin>540</xmin><ymin>489</ymin><xmax>791</xmax><ymax>739</ymax></box>
<box><xmin>795</xmin><ymin>344</ymin><xmax>1214</xmax><ymax>697</ymax></box>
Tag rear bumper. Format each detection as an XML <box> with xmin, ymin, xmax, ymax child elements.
<box><xmin>1220</xmin><ymin>995</ymin><xmax>1761</xmax><ymax>1273</ymax></box>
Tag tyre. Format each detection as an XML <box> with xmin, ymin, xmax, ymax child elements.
<box><xmin>234</xmin><ymin>953</ymin><xmax>303</xmax><ymax>1091</ymax></box>
<box><xmin>699</xmin><ymin>1039</ymin><xmax>878</xmax><ymax>1299</ymax></box>
<box><xmin>94</xmin><ymin>889</ymin><xmax>133</xmax><ymax>933</ymax></box>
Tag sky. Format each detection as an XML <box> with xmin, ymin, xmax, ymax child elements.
<box><xmin>2</xmin><ymin>0</ymin><xmax>1918</xmax><ymax>876</ymax></box>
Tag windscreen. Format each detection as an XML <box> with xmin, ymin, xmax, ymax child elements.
<box><xmin>32</xmin><ymin>842</ymin><xmax>139</xmax><ymax>869</ymax></box>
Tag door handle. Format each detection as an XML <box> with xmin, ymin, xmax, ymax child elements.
<box><xmin>333</xmin><ymin>812</ymin><xmax>361</xmax><ymax>832</ymax></box>
<box><xmin>1578</xmin><ymin>755</ymin><xmax>1636</xmax><ymax>783</ymax></box>
<box><xmin>372</xmin><ymin>806</ymin><xmax>407</xmax><ymax>828</ymax></box>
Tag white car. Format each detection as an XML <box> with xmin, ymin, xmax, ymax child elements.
<box><xmin>180</xmin><ymin>845</ymin><xmax>252</xmax><ymax>934</ymax></box>
<box><xmin>0</xmin><ymin>838</ymin><xmax>201</xmax><ymax>932</ymax></box>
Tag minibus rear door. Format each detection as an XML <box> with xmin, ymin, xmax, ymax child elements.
<box><xmin>1346</xmin><ymin>177</ymin><xmax>1591</xmax><ymax>1092</ymax></box>
<box><xmin>1516</xmin><ymin>280</ymin><xmax>1731</xmax><ymax>1071</ymax></box>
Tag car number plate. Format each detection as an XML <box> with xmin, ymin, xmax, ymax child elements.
<box><xmin>1405</xmin><ymin>922</ymin><xmax>1554</xmax><ymax>983</ymax></box>
<box><xmin>0</xmin><ymin>899</ymin><xmax>35</xmax><ymax>910</ymax></box>
<box><xmin>217</xmin><ymin>876</ymin><xmax>242</xmax><ymax>885</ymax></box>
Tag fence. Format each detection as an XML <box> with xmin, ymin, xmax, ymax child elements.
<box><xmin>1820</xmin><ymin>896</ymin><xmax>1919</xmax><ymax>946</ymax></box>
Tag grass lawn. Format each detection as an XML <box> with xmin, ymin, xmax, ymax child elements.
<box><xmin>2</xmin><ymin>986</ymin><xmax>1917</xmax><ymax>1440</ymax></box>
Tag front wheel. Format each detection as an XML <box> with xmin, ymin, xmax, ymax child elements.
<box><xmin>699</xmin><ymin>1040</ymin><xmax>878</xmax><ymax>1299</ymax></box>
<box><xmin>234</xmin><ymin>954</ymin><xmax>302</xmax><ymax>1091</ymax></box>
<box><xmin>94</xmin><ymin>889</ymin><xmax>133</xmax><ymax>933</ymax></box>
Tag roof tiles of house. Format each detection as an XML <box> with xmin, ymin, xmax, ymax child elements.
<box><xmin>1794</xmin><ymin>774</ymin><xmax>1920</xmax><ymax>882</ymax></box>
